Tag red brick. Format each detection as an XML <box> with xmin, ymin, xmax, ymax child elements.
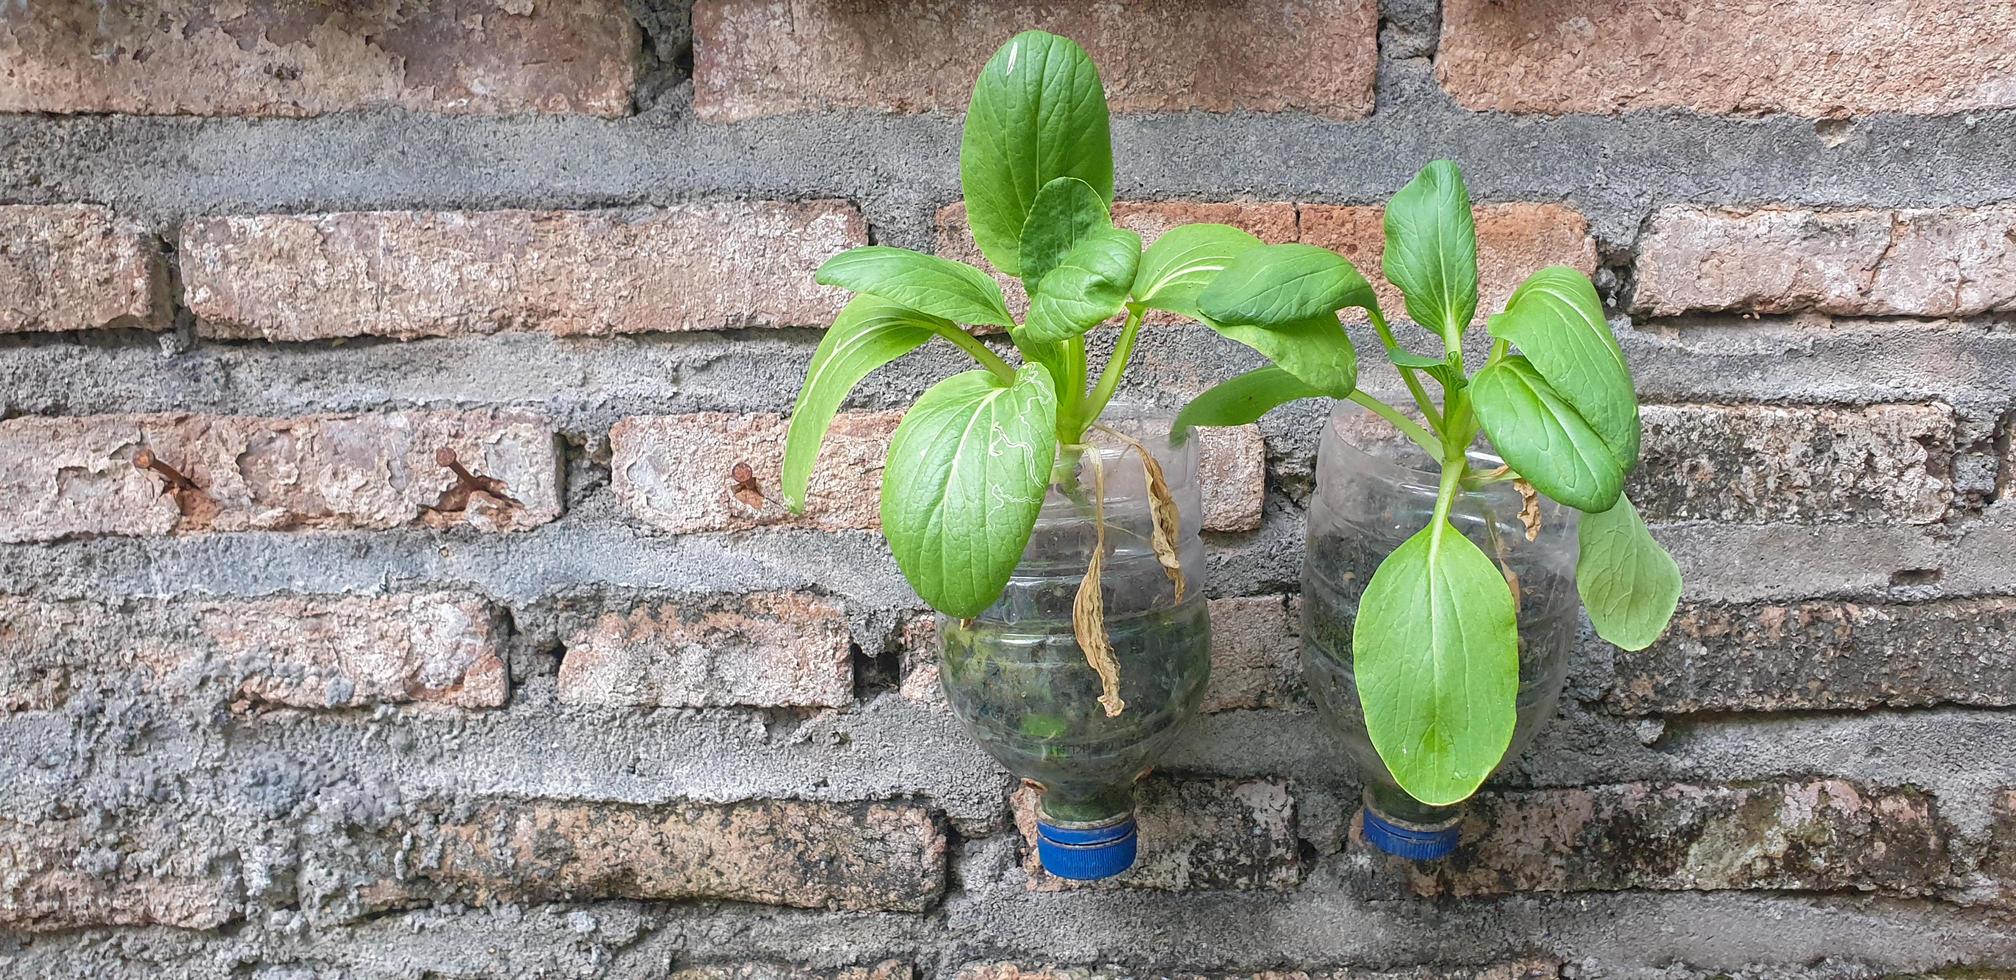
<box><xmin>1986</xmin><ymin>789</ymin><xmax>2016</xmax><ymax>909</ymax></box>
<box><xmin>1012</xmin><ymin>778</ymin><xmax>1299</xmax><ymax>892</ymax></box>
<box><xmin>0</xmin><ymin>594</ymin><xmax>507</xmax><ymax>712</ymax></box>
<box><xmin>1635</xmin><ymin>207</ymin><xmax>2016</xmax><ymax>318</ymax></box>
<box><xmin>0</xmin><ymin>1</ymin><xmax>637</xmax><ymax>117</ymax></box>
<box><xmin>198</xmin><ymin>594</ymin><xmax>507</xmax><ymax>710</ymax></box>
<box><xmin>953</xmin><ymin>964</ymin><xmax>1559</xmax><ymax>980</ymax></box>
<box><xmin>1202</xmin><ymin>595</ymin><xmax>1305</xmax><ymax>713</ymax></box>
<box><xmin>1404</xmin><ymin>780</ymin><xmax>1950</xmax><ymax>898</ymax></box>
<box><xmin>1631</xmin><ymin>404</ymin><xmax>1953</xmax><ymax>524</ymax></box>
<box><xmin>0</xmin><ymin>205</ymin><xmax>166</xmax><ymax>333</ymax></box>
<box><xmin>0</xmin><ymin>810</ymin><xmax>240</xmax><ymax>931</ymax></box>
<box><xmin>612</xmin><ymin>413</ymin><xmax>1264</xmax><ymax>535</ymax></box>
<box><xmin>305</xmin><ymin>798</ymin><xmax>947</xmax><ymax>919</ymax></box>
<box><xmin>935</xmin><ymin>201</ymin><xmax>1594</xmax><ymax>327</ymax></box>
<box><xmin>559</xmin><ymin>592</ymin><xmax>853</xmax><ymax>708</ymax></box>
<box><xmin>674</xmin><ymin>964</ymin><xmax>913</xmax><ymax>980</ymax></box>
<box><xmin>1609</xmin><ymin>598</ymin><xmax>2016</xmax><ymax>715</ymax></box>
<box><xmin>0</xmin><ymin>412</ymin><xmax>562</xmax><ymax>543</ymax></box>
<box><xmin>1438</xmin><ymin>0</ymin><xmax>2016</xmax><ymax>117</ymax></box>
<box><xmin>181</xmin><ymin>203</ymin><xmax>863</xmax><ymax>341</ymax></box>
<box><xmin>692</xmin><ymin>0</ymin><xmax>1378</xmax><ymax>122</ymax></box>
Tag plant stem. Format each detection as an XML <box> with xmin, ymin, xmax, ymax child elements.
<box><xmin>1061</xmin><ymin>335</ymin><xmax>1090</xmax><ymax>431</ymax></box>
<box><xmin>1347</xmin><ymin>390</ymin><xmax>1441</xmax><ymax>457</ymax></box>
<box><xmin>1367</xmin><ymin>307</ymin><xmax>1444</xmax><ymax>430</ymax></box>
<box><xmin>944</xmin><ymin>328</ymin><xmax>1017</xmax><ymax>384</ymax></box>
<box><xmin>1079</xmin><ymin>305</ymin><xmax>1144</xmax><ymax>439</ymax></box>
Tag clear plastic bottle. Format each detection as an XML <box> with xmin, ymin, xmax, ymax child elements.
<box><xmin>1301</xmin><ymin>402</ymin><xmax>1580</xmax><ymax>858</ymax></box>
<box><xmin>938</xmin><ymin>418</ymin><xmax>1210</xmax><ymax>880</ymax></box>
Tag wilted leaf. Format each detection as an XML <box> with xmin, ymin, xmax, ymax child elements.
<box><xmin>1073</xmin><ymin>448</ymin><xmax>1124</xmax><ymax>716</ymax></box>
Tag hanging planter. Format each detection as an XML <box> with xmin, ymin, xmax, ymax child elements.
<box><xmin>1173</xmin><ymin>161</ymin><xmax>1686</xmax><ymax>859</ymax></box>
<box><xmin>938</xmin><ymin>423</ymin><xmax>1208</xmax><ymax>878</ymax></box>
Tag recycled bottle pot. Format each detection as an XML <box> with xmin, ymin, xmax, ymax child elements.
<box><xmin>1301</xmin><ymin>401</ymin><xmax>1580</xmax><ymax>860</ymax></box>
<box><xmin>938</xmin><ymin>418</ymin><xmax>1211</xmax><ymax>880</ymax></box>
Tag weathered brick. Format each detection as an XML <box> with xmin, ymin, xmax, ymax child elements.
<box><xmin>1630</xmin><ymin>404</ymin><xmax>1953</xmax><ymax>524</ymax></box>
<box><xmin>1438</xmin><ymin>0</ymin><xmax>2016</xmax><ymax>117</ymax></box>
<box><xmin>0</xmin><ymin>412</ymin><xmax>562</xmax><ymax>542</ymax></box>
<box><xmin>692</xmin><ymin>0</ymin><xmax>1378</xmax><ymax>122</ymax></box>
<box><xmin>1012</xmin><ymin>778</ymin><xmax>1299</xmax><ymax>891</ymax></box>
<box><xmin>198</xmin><ymin>594</ymin><xmax>508</xmax><ymax>710</ymax></box>
<box><xmin>1609</xmin><ymin>598</ymin><xmax>2016</xmax><ymax>715</ymax></box>
<box><xmin>1297</xmin><ymin>203</ymin><xmax>1598</xmax><ymax>324</ymax></box>
<box><xmin>613</xmin><ymin>413</ymin><xmax>1263</xmax><ymax>534</ymax></box>
<box><xmin>954</xmin><ymin>964</ymin><xmax>1559</xmax><ymax>980</ymax></box>
<box><xmin>1406</xmin><ymin>780</ymin><xmax>1950</xmax><ymax>898</ymax></box>
<box><xmin>1203</xmin><ymin>595</ymin><xmax>1305</xmax><ymax>713</ymax></box>
<box><xmin>0</xmin><ymin>594</ymin><xmax>507</xmax><ymax>713</ymax></box>
<box><xmin>1634</xmin><ymin>207</ymin><xmax>2016</xmax><ymax>318</ymax></box>
<box><xmin>0</xmin><ymin>810</ymin><xmax>241</xmax><ymax>931</ymax></box>
<box><xmin>181</xmin><ymin>203</ymin><xmax>863</xmax><ymax>341</ymax></box>
<box><xmin>934</xmin><ymin>201</ymin><xmax>1594</xmax><ymax>327</ymax></box>
<box><xmin>673</xmin><ymin>963</ymin><xmax>913</xmax><ymax>980</ymax></box>
<box><xmin>305</xmin><ymin>798</ymin><xmax>946</xmax><ymax>919</ymax></box>
<box><xmin>0</xmin><ymin>205</ymin><xmax>165</xmax><ymax>333</ymax></box>
<box><xmin>558</xmin><ymin>592</ymin><xmax>853</xmax><ymax>708</ymax></box>
<box><xmin>0</xmin><ymin>1</ymin><xmax>637</xmax><ymax>117</ymax></box>
<box><xmin>1986</xmin><ymin>789</ymin><xmax>2016</xmax><ymax>909</ymax></box>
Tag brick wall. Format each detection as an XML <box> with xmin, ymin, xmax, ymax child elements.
<box><xmin>2</xmin><ymin>1</ymin><xmax>2014</xmax><ymax>977</ymax></box>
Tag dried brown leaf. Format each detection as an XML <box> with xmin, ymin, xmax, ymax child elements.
<box><xmin>1514</xmin><ymin>477</ymin><xmax>1542</xmax><ymax>542</ymax></box>
<box><xmin>1103</xmin><ymin>428</ymin><xmax>1185</xmax><ymax>604</ymax></box>
<box><xmin>1072</xmin><ymin>448</ymin><xmax>1125</xmax><ymax>717</ymax></box>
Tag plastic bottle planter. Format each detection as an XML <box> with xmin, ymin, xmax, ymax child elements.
<box><xmin>938</xmin><ymin>422</ymin><xmax>1210</xmax><ymax>881</ymax></box>
<box><xmin>1301</xmin><ymin>402</ymin><xmax>1580</xmax><ymax>860</ymax></box>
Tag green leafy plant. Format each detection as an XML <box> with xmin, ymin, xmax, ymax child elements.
<box><xmin>783</xmin><ymin>30</ymin><xmax>1681</xmax><ymax>804</ymax></box>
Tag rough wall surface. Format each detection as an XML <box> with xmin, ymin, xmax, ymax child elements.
<box><xmin>1</xmin><ymin>1</ymin><xmax>2014</xmax><ymax>978</ymax></box>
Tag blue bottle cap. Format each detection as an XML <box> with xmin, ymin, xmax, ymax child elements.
<box><xmin>1362</xmin><ymin>806</ymin><xmax>1460</xmax><ymax>861</ymax></box>
<box><xmin>1036</xmin><ymin>814</ymin><xmax>1138</xmax><ymax>880</ymax></box>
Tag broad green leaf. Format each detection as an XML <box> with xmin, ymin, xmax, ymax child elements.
<box><xmin>1383</xmin><ymin>160</ymin><xmax>1479</xmax><ymax>343</ymax></box>
<box><xmin>1577</xmin><ymin>494</ymin><xmax>1683</xmax><ymax>651</ymax></box>
<box><xmin>881</xmin><ymin>365</ymin><xmax>1059</xmax><ymax>619</ymax></box>
<box><xmin>1020</xmin><ymin>227</ymin><xmax>1141</xmax><ymax>344</ymax></box>
<box><xmin>816</xmin><ymin>246</ymin><xmax>1014</xmax><ymax>327</ymax></box>
<box><xmin>960</xmin><ymin>31</ymin><xmax>1114</xmax><ymax>277</ymax></box>
<box><xmin>1132</xmin><ymin>223</ymin><xmax>1264</xmax><ymax>318</ymax></box>
<box><xmin>1470</xmin><ymin>356</ymin><xmax>1624</xmax><ymax>512</ymax></box>
<box><xmin>782</xmin><ymin>296</ymin><xmax>951</xmax><ymax>510</ymax></box>
<box><xmin>1353</xmin><ymin>519</ymin><xmax>1519</xmax><ymax>806</ymax></box>
<box><xmin>1201</xmin><ymin>313</ymin><xmax>1357</xmax><ymax>398</ymax></box>
<box><xmin>1172</xmin><ymin>366</ymin><xmax>1324</xmax><ymax>434</ymax></box>
<box><xmin>1197</xmin><ymin>243</ymin><xmax>1376</xmax><ymax>325</ymax></box>
<box><xmin>1487</xmin><ymin>266</ymin><xmax>1640</xmax><ymax>469</ymax></box>
<box><xmin>1019</xmin><ymin>176</ymin><xmax>1112</xmax><ymax>295</ymax></box>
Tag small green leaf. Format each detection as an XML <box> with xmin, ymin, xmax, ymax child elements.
<box><xmin>816</xmin><ymin>246</ymin><xmax>1014</xmax><ymax>327</ymax></box>
<box><xmin>1383</xmin><ymin>160</ymin><xmax>1479</xmax><ymax>343</ymax></box>
<box><xmin>960</xmin><ymin>31</ymin><xmax>1114</xmax><ymax>277</ymax></box>
<box><xmin>1172</xmin><ymin>366</ymin><xmax>1324</xmax><ymax>434</ymax></box>
<box><xmin>1201</xmin><ymin>313</ymin><xmax>1357</xmax><ymax>398</ymax></box>
<box><xmin>1353</xmin><ymin>519</ymin><xmax>1519</xmax><ymax>806</ymax></box>
<box><xmin>1487</xmin><ymin>266</ymin><xmax>1640</xmax><ymax>469</ymax></box>
<box><xmin>1021</xmin><ymin>227</ymin><xmax>1141</xmax><ymax>344</ymax></box>
<box><xmin>1577</xmin><ymin>494</ymin><xmax>1683</xmax><ymax>651</ymax></box>
<box><xmin>881</xmin><ymin>365</ymin><xmax>1059</xmax><ymax>619</ymax></box>
<box><xmin>782</xmin><ymin>296</ymin><xmax>951</xmax><ymax>511</ymax></box>
<box><xmin>1132</xmin><ymin>223</ymin><xmax>1264</xmax><ymax>318</ymax></box>
<box><xmin>1197</xmin><ymin>243</ymin><xmax>1376</xmax><ymax>325</ymax></box>
<box><xmin>1470</xmin><ymin>355</ymin><xmax>1625</xmax><ymax>513</ymax></box>
<box><xmin>1019</xmin><ymin>176</ymin><xmax>1112</xmax><ymax>295</ymax></box>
